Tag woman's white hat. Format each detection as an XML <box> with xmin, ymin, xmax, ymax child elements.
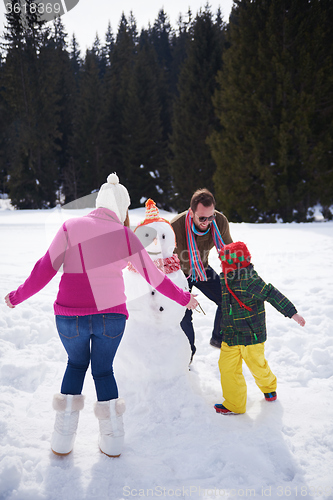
<box><xmin>95</xmin><ymin>173</ymin><xmax>130</xmax><ymax>223</ymax></box>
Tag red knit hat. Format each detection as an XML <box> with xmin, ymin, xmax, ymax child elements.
<box><xmin>218</xmin><ymin>242</ymin><xmax>252</xmax><ymax>312</ymax></box>
<box><xmin>218</xmin><ymin>242</ymin><xmax>251</xmax><ymax>274</ymax></box>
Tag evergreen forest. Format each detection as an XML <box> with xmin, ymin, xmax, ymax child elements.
<box><xmin>0</xmin><ymin>0</ymin><xmax>332</xmax><ymax>222</ymax></box>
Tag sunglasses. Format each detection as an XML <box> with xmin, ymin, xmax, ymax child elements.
<box><xmin>197</xmin><ymin>214</ymin><xmax>215</xmax><ymax>223</ymax></box>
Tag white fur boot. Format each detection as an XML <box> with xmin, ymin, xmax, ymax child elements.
<box><xmin>51</xmin><ymin>393</ymin><xmax>85</xmax><ymax>456</ymax></box>
<box><xmin>94</xmin><ymin>398</ymin><xmax>126</xmax><ymax>457</ymax></box>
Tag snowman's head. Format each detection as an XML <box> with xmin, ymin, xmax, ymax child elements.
<box><xmin>134</xmin><ymin>199</ymin><xmax>176</xmax><ymax>259</ymax></box>
<box><xmin>135</xmin><ymin>221</ymin><xmax>176</xmax><ymax>259</ymax></box>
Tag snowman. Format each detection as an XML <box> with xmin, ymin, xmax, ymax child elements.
<box><xmin>121</xmin><ymin>199</ymin><xmax>191</xmax><ymax>381</ymax></box>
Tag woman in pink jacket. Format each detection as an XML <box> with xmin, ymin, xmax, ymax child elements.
<box><xmin>4</xmin><ymin>173</ymin><xmax>198</xmax><ymax>458</ymax></box>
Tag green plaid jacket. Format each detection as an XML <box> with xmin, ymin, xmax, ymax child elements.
<box><xmin>220</xmin><ymin>264</ymin><xmax>297</xmax><ymax>346</ymax></box>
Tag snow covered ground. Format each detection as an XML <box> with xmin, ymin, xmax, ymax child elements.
<box><xmin>0</xmin><ymin>205</ymin><xmax>332</xmax><ymax>500</ymax></box>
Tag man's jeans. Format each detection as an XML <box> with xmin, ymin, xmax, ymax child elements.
<box><xmin>55</xmin><ymin>313</ymin><xmax>126</xmax><ymax>401</ymax></box>
<box><xmin>181</xmin><ymin>266</ymin><xmax>222</xmax><ymax>354</ymax></box>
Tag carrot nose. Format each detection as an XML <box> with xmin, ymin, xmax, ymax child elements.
<box><xmin>153</xmin><ymin>238</ymin><xmax>158</xmax><ymax>245</ymax></box>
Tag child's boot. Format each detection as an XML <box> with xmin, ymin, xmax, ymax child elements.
<box><xmin>264</xmin><ymin>391</ymin><xmax>277</xmax><ymax>402</ymax></box>
<box><xmin>94</xmin><ymin>398</ymin><xmax>126</xmax><ymax>457</ymax></box>
<box><xmin>51</xmin><ymin>393</ymin><xmax>85</xmax><ymax>456</ymax></box>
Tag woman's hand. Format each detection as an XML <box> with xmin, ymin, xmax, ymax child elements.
<box><xmin>292</xmin><ymin>313</ymin><xmax>305</xmax><ymax>327</ymax></box>
<box><xmin>4</xmin><ymin>294</ymin><xmax>15</xmax><ymax>309</ymax></box>
<box><xmin>186</xmin><ymin>293</ymin><xmax>199</xmax><ymax>310</ymax></box>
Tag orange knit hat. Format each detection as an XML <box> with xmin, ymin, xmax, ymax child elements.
<box><xmin>134</xmin><ymin>198</ymin><xmax>176</xmax><ymax>247</ymax></box>
<box><xmin>135</xmin><ymin>198</ymin><xmax>173</xmax><ymax>228</ymax></box>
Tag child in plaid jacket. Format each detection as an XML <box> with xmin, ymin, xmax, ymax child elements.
<box><xmin>215</xmin><ymin>242</ymin><xmax>305</xmax><ymax>415</ymax></box>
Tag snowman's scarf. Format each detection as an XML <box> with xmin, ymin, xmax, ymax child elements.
<box><xmin>185</xmin><ymin>210</ymin><xmax>225</xmax><ymax>281</ymax></box>
<box><xmin>128</xmin><ymin>254</ymin><xmax>181</xmax><ymax>275</ymax></box>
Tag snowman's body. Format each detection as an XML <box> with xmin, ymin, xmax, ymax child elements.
<box><xmin>124</xmin><ymin>220</ymin><xmax>189</xmax><ymax>324</ymax></box>
<box><xmin>122</xmin><ymin>219</ymin><xmax>191</xmax><ymax>380</ymax></box>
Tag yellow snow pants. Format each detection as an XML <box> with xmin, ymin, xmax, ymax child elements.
<box><xmin>218</xmin><ymin>342</ymin><xmax>277</xmax><ymax>414</ymax></box>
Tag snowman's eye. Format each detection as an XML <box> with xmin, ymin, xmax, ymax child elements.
<box><xmin>162</xmin><ymin>234</ymin><xmax>166</xmax><ymax>239</ymax></box>
<box><xmin>151</xmin><ymin>291</ymin><xmax>155</xmax><ymax>295</ymax></box>
<box><xmin>145</xmin><ymin>233</ymin><xmax>149</xmax><ymax>238</ymax></box>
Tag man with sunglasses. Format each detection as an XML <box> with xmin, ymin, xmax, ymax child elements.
<box><xmin>171</xmin><ymin>189</ymin><xmax>233</xmax><ymax>361</ymax></box>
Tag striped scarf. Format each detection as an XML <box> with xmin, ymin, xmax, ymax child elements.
<box><xmin>185</xmin><ymin>210</ymin><xmax>225</xmax><ymax>281</ymax></box>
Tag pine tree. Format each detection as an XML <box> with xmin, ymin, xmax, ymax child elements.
<box><xmin>170</xmin><ymin>9</ymin><xmax>193</xmax><ymax>97</ymax></box>
<box><xmin>0</xmin><ymin>54</ymin><xmax>10</xmax><ymax>196</ymax></box>
<box><xmin>103</xmin><ymin>14</ymin><xmax>136</xmax><ymax>182</ymax></box>
<box><xmin>169</xmin><ymin>7</ymin><xmax>226</xmax><ymax>211</ymax></box>
<box><xmin>210</xmin><ymin>0</ymin><xmax>333</xmax><ymax>222</ymax></box>
<box><xmin>48</xmin><ymin>17</ymin><xmax>77</xmax><ymax>205</ymax></box>
<box><xmin>69</xmin><ymin>33</ymin><xmax>81</xmax><ymax>83</ymax></box>
<box><xmin>2</xmin><ymin>0</ymin><xmax>62</xmax><ymax>208</ymax></box>
<box><xmin>104</xmin><ymin>21</ymin><xmax>114</xmax><ymax>68</ymax></box>
<box><xmin>93</xmin><ymin>33</ymin><xmax>108</xmax><ymax>78</ymax></box>
<box><xmin>121</xmin><ymin>30</ymin><xmax>169</xmax><ymax>208</ymax></box>
<box><xmin>150</xmin><ymin>9</ymin><xmax>173</xmax><ymax>70</ymax></box>
<box><xmin>149</xmin><ymin>9</ymin><xmax>174</xmax><ymax>142</ymax></box>
<box><xmin>209</xmin><ymin>0</ymin><xmax>270</xmax><ymax>222</ymax></box>
<box><xmin>68</xmin><ymin>48</ymin><xmax>107</xmax><ymax>199</ymax></box>
<box><xmin>303</xmin><ymin>0</ymin><xmax>333</xmax><ymax>219</ymax></box>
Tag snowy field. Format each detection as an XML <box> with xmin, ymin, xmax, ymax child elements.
<box><xmin>0</xmin><ymin>204</ymin><xmax>333</xmax><ymax>500</ymax></box>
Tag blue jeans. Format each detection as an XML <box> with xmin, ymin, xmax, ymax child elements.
<box><xmin>181</xmin><ymin>266</ymin><xmax>222</xmax><ymax>354</ymax></box>
<box><xmin>55</xmin><ymin>313</ymin><xmax>126</xmax><ymax>401</ymax></box>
